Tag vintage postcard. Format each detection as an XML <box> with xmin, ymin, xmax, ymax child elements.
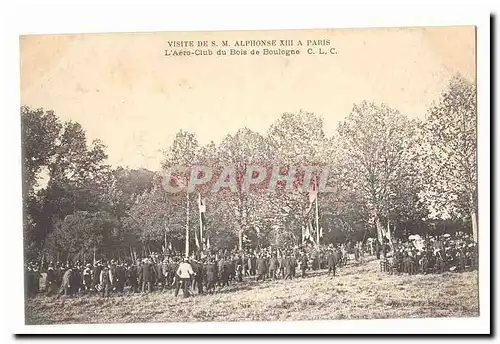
<box><xmin>19</xmin><ymin>26</ymin><xmax>483</xmax><ymax>333</ymax></box>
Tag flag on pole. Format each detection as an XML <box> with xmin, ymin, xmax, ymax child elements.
<box><xmin>194</xmin><ymin>229</ymin><xmax>200</xmax><ymax>249</ymax></box>
<box><xmin>197</xmin><ymin>193</ymin><xmax>207</xmax><ymax>251</ymax></box>
<box><xmin>305</xmin><ymin>176</ymin><xmax>318</xmax><ymax>213</ymax></box>
<box><xmin>307</xmin><ymin>221</ymin><xmax>315</xmax><ymax>244</ymax></box>
<box><xmin>376</xmin><ymin>218</ymin><xmax>387</xmax><ymax>245</ymax></box>
<box><xmin>308</xmin><ymin>176</ymin><xmax>318</xmax><ymax>203</ymax></box>
<box><xmin>198</xmin><ymin>193</ymin><xmax>206</xmax><ymax>213</ymax></box>
<box><xmin>320</xmin><ymin>227</ymin><xmax>324</xmax><ymax>238</ymax></box>
<box><xmin>206</xmin><ymin>236</ymin><xmax>211</xmax><ymax>250</ymax></box>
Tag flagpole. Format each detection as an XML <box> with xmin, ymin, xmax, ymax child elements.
<box><xmin>185</xmin><ymin>191</ymin><xmax>190</xmax><ymax>258</ymax></box>
<box><xmin>199</xmin><ymin>194</ymin><xmax>203</xmax><ymax>252</ymax></box>
<box><xmin>315</xmin><ymin>184</ymin><xmax>320</xmax><ymax>246</ymax></box>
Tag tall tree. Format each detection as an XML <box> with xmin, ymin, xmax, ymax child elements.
<box><xmin>421</xmin><ymin>75</ymin><xmax>477</xmax><ymax>241</ymax></box>
<box><xmin>266</xmin><ymin>111</ymin><xmax>331</xmax><ymax>246</ymax></box>
<box><xmin>337</xmin><ymin>101</ymin><xmax>421</xmax><ymax>242</ymax></box>
<box><xmin>21</xmin><ymin>107</ymin><xmax>113</xmax><ymax>255</ymax></box>
<box><xmin>161</xmin><ymin>130</ymin><xmax>200</xmax><ymax>255</ymax></box>
<box><xmin>216</xmin><ymin>128</ymin><xmax>274</xmax><ymax>250</ymax></box>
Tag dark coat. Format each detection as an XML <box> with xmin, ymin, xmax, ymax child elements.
<box><xmin>142</xmin><ymin>262</ymin><xmax>153</xmax><ymax>282</ymax></box>
<box><xmin>206</xmin><ymin>263</ymin><xmax>218</xmax><ymax>282</ymax></box>
<box><xmin>46</xmin><ymin>269</ymin><xmax>56</xmax><ymax>286</ymax></box>
<box><xmin>327</xmin><ymin>253</ymin><xmax>337</xmax><ymax>268</ymax></box>
<box><xmin>92</xmin><ymin>266</ymin><xmax>102</xmax><ymax>286</ymax></box>
<box><xmin>283</xmin><ymin>257</ymin><xmax>292</xmax><ymax>274</ymax></box>
<box><xmin>256</xmin><ymin>258</ymin><xmax>267</xmax><ymax>275</ymax></box>
<box><xmin>191</xmin><ymin>261</ymin><xmax>204</xmax><ymax>280</ymax></box>
<box><xmin>117</xmin><ymin>266</ymin><xmax>126</xmax><ymax>283</ymax></box>
<box><xmin>127</xmin><ymin>265</ymin><xmax>138</xmax><ymax>285</ymax></box>
<box><xmin>250</xmin><ymin>257</ymin><xmax>257</xmax><ymax>270</ymax></box>
<box><xmin>269</xmin><ymin>257</ymin><xmax>278</xmax><ymax>271</ymax></box>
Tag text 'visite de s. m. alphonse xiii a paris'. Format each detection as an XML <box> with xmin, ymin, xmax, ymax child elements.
<box><xmin>164</xmin><ymin>39</ymin><xmax>337</xmax><ymax>57</ymax></box>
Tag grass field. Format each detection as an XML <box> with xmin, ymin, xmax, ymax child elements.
<box><xmin>25</xmin><ymin>258</ymin><xmax>479</xmax><ymax>324</ymax></box>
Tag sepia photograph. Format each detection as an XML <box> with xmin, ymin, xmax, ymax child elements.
<box><xmin>15</xmin><ymin>19</ymin><xmax>488</xmax><ymax>334</ymax></box>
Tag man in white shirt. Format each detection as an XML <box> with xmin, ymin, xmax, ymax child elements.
<box><xmin>175</xmin><ymin>257</ymin><xmax>194</xmax><ymax>298</ymax></box>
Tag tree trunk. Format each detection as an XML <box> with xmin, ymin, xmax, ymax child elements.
<box><xmin>471</xmin><ymin>210</ymin><xmax>478</xmax><ymax>243</ymax></box>
<box><xmin>375</xmin><ymin>217</ymin><xmax>385</xmax><ymax>244</ymax></box>
<box><xmin>238</xmin><ymin>230</ymin><xmax>243</xmax><ymax>251</ymax></box>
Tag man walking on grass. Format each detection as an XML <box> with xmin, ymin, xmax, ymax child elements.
<box><xmin>175</xmin><ymin>257</ymin><xmax>194</xmax><ymax>298</ymax></box>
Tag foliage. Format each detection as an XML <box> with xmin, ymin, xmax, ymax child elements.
<box><xmin>21</xmin><ymin>74</ymin><xmax>478</xmax><ymax>258</ymax></box>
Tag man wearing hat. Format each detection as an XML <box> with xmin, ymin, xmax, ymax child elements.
<box><xmin>256</xmin><ymin>254</ymin><xmax>267</xmax><ymax>281</ymax></box>
<box><xmin>83</xmin><ymin>263</ymin><xmax>92</xmax><ymax>293</ymax></box>
<box><xmin>299</xmin><ymin>253</ymin><xmax>308</xmax><ymax>278</ymax></box>
<box><xmin>92</xmin><ymin>261</ymin><xmax>103</xmax><ymax>294</ymax></box>
<box><xmin>116</xmin><ymin>262</ymin><xmax>126</xmax><ymax>293</ymax></box>
<box><xmin>99</xmin><ymin>263</ymin><xmax>112</xmax><ymax>298</ymax></box>
<box><xmin>190</xmin><ymin>256</ymin><xmax>204</xmax><ymax>295</ymax></box>
<box><xmin>127</xmin><ymin>261</ymin><xmax>139</xmax><ymax>293</ymax></box>
<box><xmin>58</xmin><ymin>265</ymin><xmax>73</xmax><ymax>298</ymax></box>
<box><xmin>141</xmin><ymin>258</ymin><xmax>153</xmax><ymax>293</ymax></box>
<box><xmin>45</xmin><ymin>265</ymin><xmax>58</xmax><ymax>296</ymax></box>
<box><xmin>205</xmin><ymin>257</ymin><xmax>218</xmax><ymax>293</ymax></box>
<box><xmin>268</xmin><ymin>254</ymin><xmax>278</xmax><ymax>280</ymax></box>
<box><xmin>175</xmin><ymin>257</ymin><xmax>194</xmax><ymax>298</ymax></box>
<box><xmin>326</xmin><ymin>249</ymin><xmax>337</xmax><ymax>277</ymax></box>
<box><xmin>283</xmin><ymin>254</ymin><xmax>293</xmax><ymax>280</ymax></box>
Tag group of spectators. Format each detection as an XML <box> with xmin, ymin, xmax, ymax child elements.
<box><xmin>25</xmin><ymin>243</ymin><xmax>353</xmax><ymax>299</ymax></box>
<box><xmin>380</xmin><ymin>232</ymin><xmax>478</xmax><ymax>275</ymax></box>
<box><xmin>25</xmin><ymin>232</ymin><xmax>477</xmax><ymax>300</ymax></box>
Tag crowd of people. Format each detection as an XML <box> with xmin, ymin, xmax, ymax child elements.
<box><xmin>25</xmin><ymin>244</ymin><xmax>352</xmax><ymax>299</ymax></box>
<box><xmin>380</xmin><ymin>232</ymin><xmax>478</xmax><ymax>275</ymax></box>
<box><xmin>24</xmin><ymin>232</ymin><xmax>478</xmax><ymax>300</ymax></box>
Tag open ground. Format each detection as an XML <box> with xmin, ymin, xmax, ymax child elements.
<box><xmin>25</xmin><ymin>258</ymin><xmax>479</xmax><ymax>324</ymax></box>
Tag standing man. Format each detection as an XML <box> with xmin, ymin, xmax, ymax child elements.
<box><xmin>92</xmin><ymin>261</ymin><xmax>103</xmax><ymax>294</ymax></box>
<box><xmin>141</xmin><ymin>258</ymin><xmax>153</xmax><ymax>293</ymax></box>
<box><xmin>278</xmin><ymin>252</ymin><xmax>284</xmax><ymax>279</ymax></box>
<box><xmin>300</xmin><ymin>253</ymin><xmax>308</xmax><ymax>278</ymax></box>
<box><xmin>116</xmin><ymin>262</ymin><xmax>126</xmax><ymax>293</ymax></box>
<box><xmin>290</xmin><ymin>253</ymin><xmax>297</xmax><ymax>278</ymax></box>
<box><xmin>205</xmin><ymin>257</ymin><xmax>218</xmax><ymax>293</ymax></box>
<box><xmin>45</xmin><ymin>265</ymin><xmax>58</xmax><ymax>296</ymax></box>
<box><xmin>256</xmin><ymin>254</ymin><xmax>267</xmax><ymax>281</ymax></box>
<box><xmin>99</xmin><ymin>263</ymin><xmax>112</xmax><ymax>298</ymax></box>
<box><xmin>269</xmin><ymin>254</ymin><xmax>278</xmax><ymax>280</ymax></box>
<box><xmin>190</xmin><ymin>257</ymin><xmax>204</xmax><ymax>295</ymax></box>
<box><xmin>250</xmin><ymin>254</ymin><xmax>257</xmax><ymax>277</ymax></box>
<box><xmin>283</xmin><ymin>254</ymin><xmax>293</xmax><ymax>280</ymax></box>
<box><xmin>58</xmin><ymin>266</ymin><xmax>73</xmax><ymax>298</ymax></box>
<box><xmin>175</xmin><ymin>257</ymin><xmax>194</xmax><ymax>298</ymax></box>
<box><xmin>327</xmin><ymin>249</ymin><xmax>337</xmax><ymax>277</ymax></box>
<box><xmin>236</xmin><ymin>255</ymin><xmax>243</xmax><ymax>282</ymax></box>
<box><xmin>82</xmin><ymin>264</ymin><xmax>92</xmax><ymax>293</ymax></box>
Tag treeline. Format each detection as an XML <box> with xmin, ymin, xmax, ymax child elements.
<box><xmin>22</xmin><ymin>75</ymin><xmax>477</xmax><ymax>263</ymax></box>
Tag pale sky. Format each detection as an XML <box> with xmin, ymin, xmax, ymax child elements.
<box><xmin>20</xmin><ymin>26</ymin><xmax>475</xmax><ymax>171</ymax></box>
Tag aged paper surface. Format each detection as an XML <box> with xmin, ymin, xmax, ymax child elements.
<box><xmin>20</xmin><ymin>27</ymin><xmax>479</xmax><ymax>329</ymax></box>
